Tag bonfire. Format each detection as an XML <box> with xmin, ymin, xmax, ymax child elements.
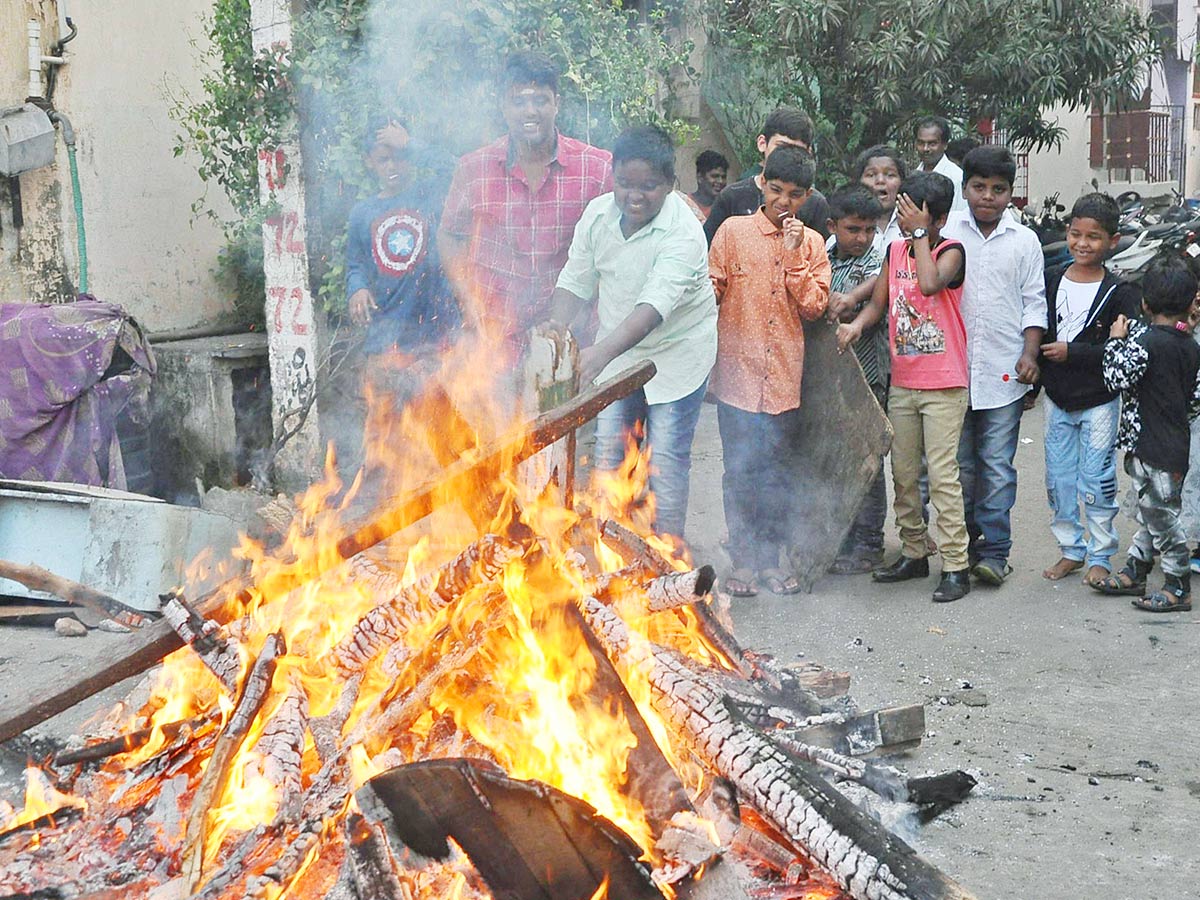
<box><xmin>0</xmin><ymin>332</ymin><xmax>975</xmax><ymax>900</ymax></box>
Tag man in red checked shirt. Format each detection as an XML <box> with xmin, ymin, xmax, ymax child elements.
<box><xmin>439</xmin><ymin>51</ymin><xmax>613</xmax><ymax>345</ymax></box>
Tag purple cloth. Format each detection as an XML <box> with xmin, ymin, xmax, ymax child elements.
<box><xmin>0</xmin><ymin>298</ymin><xmax>155</xmax><ymax>488</ymax></box>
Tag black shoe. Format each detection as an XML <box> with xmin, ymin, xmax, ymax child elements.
<box><xmin>932</xmin><ymin>569</ymin><xmax>971</xmax><ymax>603</ymax></box>
<box><xmin>872</xmin><ymin>555</ymin><xmax>930</xmax><ymax>583</ymax></box>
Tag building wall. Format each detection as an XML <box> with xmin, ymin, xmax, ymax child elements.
<box><xmin>1024</xmin><ymin>1</ymin><xmax>1199</xmax><ymax>206</ymax></box>
<box><xmin>0</xmin><ymin>0</ymin><xmax>233</xmax><ymax>330</ymax></box>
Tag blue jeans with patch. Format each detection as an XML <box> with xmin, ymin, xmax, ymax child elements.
<box><xmin>592</xmin><ymin>379</ymin><xmax>708</xmax><ymax>541</ymax></box>
<box><xmin>1043</xmin><ymin>396</ymin><xmax>1120</xmax><ymax>570</ymax></box>
<box><xmin>958</xmin><ymin>397</ymin><xmax>1024</xmax><ymax>565</ymax></box>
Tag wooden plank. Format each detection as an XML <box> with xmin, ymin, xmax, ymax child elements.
<box><xmin>787</xmin><ymin>320</ymin><xmax>892</xmax><ymax>590</ymax></box>
<box><xmin>0</xmin><ymin>363</ymin><xmax>656</xmax><ymax>745</ymax></box>
<box><xmin>789</xmin><ymin>663</ymin><xmax>852</xmax><ymax>699</ymax></box>
<box><xmin>786</xmin><ymin>704</ymin><xmax>927</xmax><ymax>758</ymax></box>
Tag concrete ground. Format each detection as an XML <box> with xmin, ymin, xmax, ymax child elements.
<box><xmin>0</xmin><ymin>400</ymin><xmax>1196</xmax><ymax>899</ymax></box>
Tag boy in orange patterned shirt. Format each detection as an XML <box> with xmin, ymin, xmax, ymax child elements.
<box><xmin>708</xmin><ymin>146</ymin><xmax>831</xmax><ymax>595</ymax></box>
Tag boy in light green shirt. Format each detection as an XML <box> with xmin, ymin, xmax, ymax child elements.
<box><xmin>550</xmin><ymin>126</ymin><xmax>717</xmax><ymax>542</ymax></box>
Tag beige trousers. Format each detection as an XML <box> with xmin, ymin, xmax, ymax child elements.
<box><xmin>888</xmin><ymin>385</ymin><xmax>970</xmax><ymax>570</ymax></box>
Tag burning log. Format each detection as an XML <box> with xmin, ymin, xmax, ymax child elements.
<box><xmin>0</xmin><ymin>559</ymin><xmax>152</xmax><ymax>629</ymax></box>
<box><xmin>579</xmin><ymin>596</ymin><xmax>977</xmax><ymax>900</ymax></box>
<box><xmin>242</xmin><ymin>671</ymin><xmax>308</xmax><ymax>820</ymax></box>
<box><xmin>643</xmin><ymin>566</ymin><xmax>716</xmax><ymax>611</ymax></box>
<box><xmin>51</xmin><ymin>716</ymin><xmax>208</xmax><ymax>768</ymax></box>
<box><xmin>0</xmin><ymin>362</ymin><xmax>655</xmax><ymax>745</ymax></box>
<box><xmin>159</xmin><ymin>592</ymin><xmax>243</xmax><ymax>694</ymax></box>
<box><xmin>754</xmin><ymin>717</ymin><xmax>906</xmax><ymax>802</ymax></box>
<box><xmin>342</xmin><ymin>812</ymin><xmax>408</xmax><ymax>900</ymax></box>
<box><xmin>599</xmin><ymin>519</ymin><xmax>674</xmax><ymax>576</ymax></box>
<box><xmin>181</xmin><ymin>632</ymin><xmax>285</xmax><ymax>892</ymax></box>
<box><xmin>355</xmin><ymin>758</ymin><xmax>665</xmax><ymax>900</ymax></box>
<box><xmin>325</xmin><ymin>534</ymin><xmax>523</xmax><ymax>679</ymax></box>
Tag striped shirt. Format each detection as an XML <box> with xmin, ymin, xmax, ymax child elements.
<box><xmin>828</xmin><ymin>244</ymin><xmax>885</xmax><ymax>386</ymax></box>
<box><xmin>442</xmin><ymin>133</ymin><xmax>612</xmax><ymax>335</ymax></box>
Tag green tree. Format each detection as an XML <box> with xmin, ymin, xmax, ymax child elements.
<box><xmin>705</xmin><ymin>0</ymin><xmax>1159</xmax><ymax>182</ymax></box>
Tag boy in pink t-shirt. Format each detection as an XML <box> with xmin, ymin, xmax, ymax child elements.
<box><xmin>837</xmin><ymin>172</ymin><xmax>971</xmax><ymax>602</ymax></box>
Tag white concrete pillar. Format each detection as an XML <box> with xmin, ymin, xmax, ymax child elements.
<box><xmin>249</xmin><ymin>0</ymin><xmax>323</xmax><ymax>490</ymax></box>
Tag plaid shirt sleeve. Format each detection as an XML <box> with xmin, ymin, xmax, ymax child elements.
<box><xmin>440</xmin><ymin>157</ymin><xmax>476</xmax><ymax>238</ymax></box>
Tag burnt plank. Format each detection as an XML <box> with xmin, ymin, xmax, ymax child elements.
<box><xmin>357</xmin><ymin>759</ymin><xmax>663</xmax><ymax>900</ymax></box>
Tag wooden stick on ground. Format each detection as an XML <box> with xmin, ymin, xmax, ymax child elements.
<box><xmin>0</xmin><ymin>560</ymin><xmax>152</xmax><ymax>628</ymax></box>
<box><xmin>0</xmin><ymin>362</ymin><xmax>655</xmax><ymax>745</ymax></box>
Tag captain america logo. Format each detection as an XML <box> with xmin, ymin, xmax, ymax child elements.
<box><xmin>372</xmin><ymin>211</ymin><xmax>427</xmax><ymax>277</ymax></box>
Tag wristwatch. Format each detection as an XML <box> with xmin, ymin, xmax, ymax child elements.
<box><xmin>910</xmin><ymin>227</ymin><xmax>929</xmax><ymax>241</ymax></box>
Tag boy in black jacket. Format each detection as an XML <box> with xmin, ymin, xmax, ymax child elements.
<box><xmin>1095</xmin><ymin>258</ymin><xmax>1200</xmax><ymax>611</ymax></box>
<box><xmin>1039</xmin><ymin>194</ymin><xmax>1141</xmax><ymax>586</ymax></box>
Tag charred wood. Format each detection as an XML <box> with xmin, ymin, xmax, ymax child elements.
<box><xmin>324</xmin><ymin>535</ymin><xmax>523</xmax><ymax>679</ymax></box>
<box><xmin>181</xmin><ymin>632</ymin><xmax>285</xmax><ymax>893</ymax></box>
<box><xmin>343</xmin><ymin>812</ymin><xmax>407</xmax><ymax>900</ymax></box>
<box><xmin>51</xmin><ymin>716</ymin><xmax>206</xmax><ymax>768</ymax></box>
<box><xmin>356</xmin><ymin>758</ymin><xmax>665</xmax><ymax>900</ymax></box>
<box><xmin>641</xmin><ymin>567</ymin><xmax>716</xmax><ymax>612</ymax></box>
<box><xmin>158</xmin><ymin>592</ymin><xmax>242</xmax><ymax>694</ymax></box>
<box><xmin>579</xmin><ymin>597</ymin><xmax>976</xmax><ymax>900</ymax></box>
<box><xmin>598</xmin><ymin>519</ymin><xmax>674</xmax><ymax>577</ymax></box>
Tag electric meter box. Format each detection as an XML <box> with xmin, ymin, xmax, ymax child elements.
<box><xmin>0</xmin><ymin>104</ymin><xmax>56</xmax><ymax>176</ymax></box>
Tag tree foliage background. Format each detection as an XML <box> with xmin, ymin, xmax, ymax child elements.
<box><xmin>703</xmin><ymin>0</ymin><xmax>1160</xmax><ymax>181</ymax></box>
<box><xmin>173</xmin><ymin>0</ymin><xmax>1159</xmax><ymax>323</ymax></box>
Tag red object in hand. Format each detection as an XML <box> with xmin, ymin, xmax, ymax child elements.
<box><xmin>1002</xmin><ymin>373</ymin><xmax>1010</xmax><ymax>382</ymax></box>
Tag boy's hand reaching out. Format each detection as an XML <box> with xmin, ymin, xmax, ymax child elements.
<box><xmin>896</xmin><ymin>193</ymin><xmax>933</xmax><ymax>236</ymax></box>
<box><xmin>1040</xmin><ymin>341</ymin><xmax>1068</xmax><ymax>362</ymax></box>
<box><xmin>835</xmin><ymin>321</ymin><xmax>862</xmax><ymax>354</ymax></box>
<box><xmin>1109</xmin><ymin>314</ymin><xmax>1129</xmax><ymax>340</ymax></box>
<box><xmin>349</xmin><ymin>288</ymin><xmax>378</xmax><ymax>326</ymax></box>
<box><xmin>826</xmin><ymin>291</ymin><xmax>855</xmax><ymax>323</ymax></box>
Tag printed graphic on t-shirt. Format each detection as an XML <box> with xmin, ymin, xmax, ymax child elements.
<box><xmin>372</xmin><ymin>210</ymin><xmax>428</xmax><ymax>277</ymax></box>
<box><xmin>892</xmin><ymin>288</ymin><xmax>945</xmax><ymax>356</ymax></box>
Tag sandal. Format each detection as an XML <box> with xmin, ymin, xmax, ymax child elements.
<box><xmin>828</xmin><ymin>548</ymin><xmax>883</xmax><ymax>575</ymax></box>
<box><xmin>1132</xmin><ymin>589</ymin><xmax>1192</xmax><ymax>613</ymax></box>
<box><xmin>724</xmin><ymin>568</ymin><xmax>758</xmax><ymax>597</ymax></box>
<box><xmin>1132</xmin><ymin>575</ymin><xmax>1191</xmax><ymax>612</ymax></box>
<box><xmin>761</xmin><ymin>567</ymin><xmax>803</xmax><ymax>596</ymax></box>
<box><xmin>1091</xmin><ymin>559</ymin><xmax>1150</xmax><ymax>596</ymax></box>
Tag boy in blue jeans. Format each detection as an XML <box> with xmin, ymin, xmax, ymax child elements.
<box><xmin>942</xmin><ymin>146</ymin><xmax>1046</xmax><ymax>585</ymax></box>
<box><xmin>1039</xmin><ymin>193</ymin><xmax>1140</xmax><ymax>585</ymax></box>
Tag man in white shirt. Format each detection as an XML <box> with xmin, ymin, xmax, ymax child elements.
<box><xmin>942</xmin><ymin>145</ymin><xmax>1046</xmax><ymax>586</ymax></box>
<box><xmin>914</xmin><ymin>117</ymin><xmax>967</xmax><ymax>213</ymax></box>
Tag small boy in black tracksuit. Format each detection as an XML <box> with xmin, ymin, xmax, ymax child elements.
<box><xmin>1097</xmin><ymin>258</ymin><xmax>1200</xmax><ymax>611</ymax></box>
<box><xmin>1038</xmin><ymin>193</ymin><xmax>1141</xmax><ymax>586</ymax></box>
